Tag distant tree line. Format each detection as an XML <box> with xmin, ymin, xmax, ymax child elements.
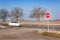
<box><xmin>0</xmin><ymin>7</ymin><xmax>47</xmax><ymax>22</ymax></box>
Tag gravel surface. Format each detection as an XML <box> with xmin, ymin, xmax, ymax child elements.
<box><xmin>0</xmin><ymin>27</ymin><xmax>60</xmax><ymax>40</ymax></box>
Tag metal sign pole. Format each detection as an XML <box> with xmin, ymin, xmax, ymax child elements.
<box><xmin>48</xmin><ymin>20</ymin><xmax>49</xmax><ymax>32</ymax></box>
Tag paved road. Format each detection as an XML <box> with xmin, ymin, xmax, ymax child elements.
<box><xmin>0</xmin><ymin>27</ymin><xmax>60</xmax><ymax>40</ymax></box>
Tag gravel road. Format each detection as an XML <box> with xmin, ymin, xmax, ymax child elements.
<box><xmin>0</xmin><ymin>27</ymin><xmax>60</xmax><ymax>40</ymax></box>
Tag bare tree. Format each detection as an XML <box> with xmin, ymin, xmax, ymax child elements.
<box><xmin>11</xmin><ymin>7</ymin><xmax>23</xmax><ymax>22</ymax></box>
<box><xmin>0</xmin><ymin>9</ymin><xmax>9</xmax><ymax>22</ymax></box>
<box><xmin>30</xmin><ymin>8</ymin><xmax>46</xmax><ymax>21</ymax></box>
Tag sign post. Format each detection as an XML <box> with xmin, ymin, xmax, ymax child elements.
<box><xmin>45</xmin><ymin>13</ymin><xmax>50</xmax><ymax>32</ymax></box>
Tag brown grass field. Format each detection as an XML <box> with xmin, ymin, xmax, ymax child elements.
<box><xmin>19</xmin><ymin>20</ymin><xmax>60</xmax><ymax>26</ymax></box>
<box><xmin>0</xmin><ymin>20</ymin><xmax>60</xmax><ymax>26</ymax></box>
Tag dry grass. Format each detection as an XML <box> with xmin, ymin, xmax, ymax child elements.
<box><xmin>41</xmin><ymin>31</ymin><xmax>60</xmax><ymax>38</ymax></box>
<box><xmin>0</xmin><ymin>20</ymin><xmax>60</xmax><ymax>26</ymax></box>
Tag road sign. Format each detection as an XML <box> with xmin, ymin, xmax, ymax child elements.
<box><xmin>45</xmin><ymin>13</ymin><xmax>50</xmax><ymax>32</ymax></box>
<box><xmin>45</xmin><ymin>13</ymin><xmax>50</xmax><ymax>19</ymax></box>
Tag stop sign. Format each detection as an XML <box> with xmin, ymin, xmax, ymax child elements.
<box><xmin>45</xmin><ymin>13</ymin><xmax>50</xmax><ymax>19</ymax></box>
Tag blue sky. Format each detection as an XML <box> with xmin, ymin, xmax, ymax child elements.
<box><xmin>0</xmin><ymin>0</ymin><xmax>60</xmax><ymax>20</ymax></box>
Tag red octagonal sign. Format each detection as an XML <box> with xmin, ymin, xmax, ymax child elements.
<box><xmin>45</xmin><ymin>13</ymin><xmax>50</xmax><ymax>19</ymax></box>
